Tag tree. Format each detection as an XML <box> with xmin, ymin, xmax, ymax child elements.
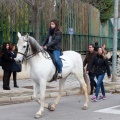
<box><xmin>83</xmin><ymin>0</ymin><xmax>114</xmax><ymax>23</ymax></box>
<box><xmin>1</xmin><ymin>0</ymin><xmax>44</xmax><ymax>42</ymax></box>
<box><xmin>23</xmin><ymin>0</ymin><xmax>44</xmax><ymax>42</ymax></box>
<box><xmin>96</xmin><ymin>0</ymin><xmax>114</xmax><ymax>23</ymax></box>
<box><xmin>0</xmin><ymin>0</ymin><xmax>31</xmax><ymax>42</ymax></box>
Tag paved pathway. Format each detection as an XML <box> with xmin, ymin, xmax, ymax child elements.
<box><xmin>0</xmin><ymin>93</ymin><xmax>120</xmax><ymax>120</ymax></box>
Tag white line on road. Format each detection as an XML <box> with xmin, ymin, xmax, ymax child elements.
<box><xmin>94</xmin><ymin>105</ymin><xmax>120</xmax><ymax>115</ymax></box>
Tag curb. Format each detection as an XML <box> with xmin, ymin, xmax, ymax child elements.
<box><xmin>105</xmin><ymin>84</ymin><xmax>120</xmax><ymax>92</ymax></box>
<box><xmin>0</xmin><ymin>84</ymin><xmax>120</xmax><ymax>104</ymax></box>
<box><xmin>0</xmin><ymin>90</ymin><xmax>79</xmax><ymax>104</ymax></box>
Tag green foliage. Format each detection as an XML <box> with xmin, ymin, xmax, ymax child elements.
<box><xmin>96</xmin><ymin>0</ymin><xmax>114</xmax><ymax>23</ymax></box>
<box><xmin>84</xmin><ymin>0</ymin><xmax>114</xmax><ymax>23</ymax></box>
<box><xmin>0</xmin><ymin>0</ymin><xmax>33</xmax><ymax>43</ymax></box>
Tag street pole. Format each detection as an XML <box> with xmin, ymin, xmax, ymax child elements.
<box><xmin>70</xmin><ymin>34</ymin><xmax>72</xmax><ymax>50</ymax></box>
<box><xmin>112</xmin><ymin>0</ymin><xmax>119</xmax><ymax>82</ymax></box>
<box><xmin>69</xmin><ymin>28</ymin><xmax>74</xmax><ymax>50</ymax></box>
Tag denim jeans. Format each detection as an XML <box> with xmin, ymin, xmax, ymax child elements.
<box><xmin>95</xmin><ymin>74</ymin><xmax>105</xmax><ymax>98</ymax></box>
<box><xmin>53</xmin><ymin>50</ymin><xmax>62</xmax><ymax>73</ymax></box>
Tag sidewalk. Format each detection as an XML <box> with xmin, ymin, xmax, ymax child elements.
<box><xmin>0</xmin><ymin>74</ymin><xmax>120</xmax><ymax>105</ymax></box>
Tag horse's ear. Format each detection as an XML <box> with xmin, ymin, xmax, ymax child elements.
<box><xmin>18</xmin><ymin>32</ymin><xmax>22</xmax><ymax>38</ymax></box>
<box><xmin>26</xmin><ymin>33</ymin><xmax>29</xmax><ymax>39</ymax></box>
<box><xmin>24</xmin><ymin>33</ymin><xmax>29</xmax><ymax>41</ymax></box>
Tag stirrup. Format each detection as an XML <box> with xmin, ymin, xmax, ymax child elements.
<box><xmin>57</xmin><ymin>73</ymin><xmax>62</xmax><ymax>79</ymax></box>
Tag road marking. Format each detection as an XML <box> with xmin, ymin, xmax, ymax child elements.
<box><xmin>94</xmin><ymin>105</ymin><xmax>120</xmax><ymax>115</ymax></box>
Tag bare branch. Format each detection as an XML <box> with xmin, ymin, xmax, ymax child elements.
<box><xmin>32</xmin><ymin>0</ymin><xmax>34</xmax><ymax>5</ymax></box>
<box><xmin>39</xmin><ymin>2</ymin><xmax>45</xmax><ymax>10</ymax></box>
<box><xmin>0</xmin><ymin>0</ymin><xmax>4</xmax><ymax>4</ymax></box>
<box><xmin>23</xmin><ymin>0</ymin><xmax>34</xmax><ymax>6</ymax></box>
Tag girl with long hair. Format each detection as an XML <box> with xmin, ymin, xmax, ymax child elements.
<box><xmin>9</xmin><ymin>44</ymin><xmax>19</xmax><ymax>88</ymax></box>
<box><xmin>1</xmin><ymin>42</ymin><xmax>14</xmax><ymax>90</ymax></box>
<box><xmin>87</xmin><ymin>47</ymin><xmax>111</xmax><ymax>102</ymax></box>
<box><xmin>42</xmin><ymin>19</ymin><xmax>62</xmax><ymax>79</ymax></box>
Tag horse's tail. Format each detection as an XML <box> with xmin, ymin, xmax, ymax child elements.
<box><xmin>83</xmin><ymin>68</ymin><xmax>91</xmax><ymax>95</ymax></box>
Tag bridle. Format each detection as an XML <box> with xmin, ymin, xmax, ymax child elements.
<box><xmin>17</xmin><ymin>41</ymin><xmax>49</xmax><ymax>60</ymax></box>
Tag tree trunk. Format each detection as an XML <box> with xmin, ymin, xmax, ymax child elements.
<box><xmin>32</xmin><ymin>0</ymin><xmax>39</xmax><ymax>42</ymax></box>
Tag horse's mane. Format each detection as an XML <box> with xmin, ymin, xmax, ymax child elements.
<box><xmin>29</xmin><ymin>36</ymin><xmax>46</xmax><ymax>56</ymax></box>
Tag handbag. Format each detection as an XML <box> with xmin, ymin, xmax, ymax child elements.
<box><xmin>12</xmin><ymin>62</ymin><xmax>22</xmax><ymax>72</ymax></box>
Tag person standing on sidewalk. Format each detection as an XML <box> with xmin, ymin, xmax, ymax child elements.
<box><xmin>9</xmin><ymin>44</ymin><xmax>20</xmax><ymax>88</ymax></box>
<box><xmin>87</xmin><ymin>47</ymin><xmax>111</xmax><ymax>102</ymax></box>
<box><xmin>1</xmin><ymin>42</ymin><xmax>14</xmax><ymax>90</ymax></box>
<box><xmin>83</xmin><ymin>44</ymin><xmax>97</xmax><ymax>95</ymax></box>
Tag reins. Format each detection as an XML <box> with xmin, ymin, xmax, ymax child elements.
<box><xmin>17</xmin><ymin>41</ymin><xmax>49</xmax><ymax>60</ymax></box>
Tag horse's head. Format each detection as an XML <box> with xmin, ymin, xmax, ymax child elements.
<box><xmin>15</xmin><ymin>32</ymin><xmax>47</xmax><ymax>63</ymax></box>
<box><xmin>15</xmin><ymin>32</ymin><xmax>29</xmax><ymax>63</ymax></box>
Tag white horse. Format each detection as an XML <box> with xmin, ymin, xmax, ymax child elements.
<box><xmin>15</xmin><ymin>32</ymin><xmax>90</xmax><ymax>118</ymax></box>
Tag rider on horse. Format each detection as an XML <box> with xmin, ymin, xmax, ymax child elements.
<box><xmin>42</xmin><ymin>19</ymin><xmax>63</xmax><ymax>79</ymax></box>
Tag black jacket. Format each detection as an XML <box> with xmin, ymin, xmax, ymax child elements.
<box><xmin>0</xmin><ymin>52</ymin><xmax>2</xmax><ymax>66</ymax></box>
<box><xmin>83</xmin><ymin>51</ymin><xmax>97</xmax><ymax>68</ymax></box>
<box><xmin>87</xmin><ymin>54</ymin><xmax>111</xmax><ymax>76</ymax></box>
<box><xmin>1</xmin><ymin>49</ymin><xmax>14</xmax><ymax>71</ymax></box>
<box><xmin>42</xmin><ymin>30</ymin><xmax>62</xmax><ymax>51</ymax></box>
<box><xmin>10</xmin><ymin>51</ymin><xmax>21</xmax><ymax>72</ymax></box>
<box><xmin>10</xmin><ymin>51</ymin><xmax>16</xmax><ymax>58</ymax></box>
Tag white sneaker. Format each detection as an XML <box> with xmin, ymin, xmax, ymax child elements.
<box><xmin>57</xmin><ymin>73</ymin><xmax>62</xmax><ymax>79</ymax></box>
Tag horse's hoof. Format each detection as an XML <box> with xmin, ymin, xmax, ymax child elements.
<box><xmin>50</xmin><ymin>106</ymin><xmax>55</xmax><ymax>111</ymax></box>
<box><xmin>48</xmin><ymin>103</ymin><xmax>51</xmax><ymax>110</ymax></box>
<box><xmin>34</xmin><ymin>114</ymin><xmax>42</xmax><ymax>119</ymax></box>
<box><xmin>82</xmin><ymin>106</ymin><xmax>88</xmax><ymax>110</ymax></box>
<box><xmin>48</xmin><ymin>104</ymin><xmax>55</xmax><ymax>111</ymax></box>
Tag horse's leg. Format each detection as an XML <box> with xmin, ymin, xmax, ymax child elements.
<box><xmin>78</xmin><ymin>86</ymin><xmax>83</xmax><ymax>95</ymax></box>
<box><xmin>34</xmin><ymin>80</ymin><xmax>46</xmax><ymax>119</ymax></box>
<box><xmin>48</xmin><ymin>78</ymin><xmax>66</xmax><ymax>111</ymax></box>
<box><xmin>33</xmin><ymin>82</ymin><xmax>49</xmax><ymax>109</ymax></box>
<box><xmin>78</xmin><ymin>68</ymin><xmax>90</xmax><ymax>95</ymax></box>
<box><xmin>75</xmin><ymin>72</ymin><xmax>89</xmax><ymax>110</ymax></box>
<box><xmin>33</xmin><ymin>82</ymin><xmax>40</xmax><ymax>103</ymax></box>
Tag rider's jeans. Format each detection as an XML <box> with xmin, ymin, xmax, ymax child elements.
<box><xmin>53</xmin><ymin>50</ymin><xmax>62</xmax><ymax>73</ymax></box>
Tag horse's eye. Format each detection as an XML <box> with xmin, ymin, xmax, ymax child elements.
<box><xmin>23</xmin><ymin>46</ymin><xmax>26</xmax><ymax>48</ymax></box>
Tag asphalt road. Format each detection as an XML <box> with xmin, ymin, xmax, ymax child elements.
<box><xmin>0</xmin><ymin>93</ymin><xmax>120</xmax><ymax>120</ymax></box>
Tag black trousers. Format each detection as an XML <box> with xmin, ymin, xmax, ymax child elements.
<box><xmin>13</xmin><ymin>72</ymin><xmax>17</xmax><ymax>86</ymax></box>
<box><xmin>3</xmin><ymin>70</ymin><xmax>11</xmax><ymax>88</ymax></box>
<box><xmin>88</xmin><ymin>72</ymin><xmax>96</xmax><ymax>93</ymax></box>
<box><xmin>9</xmin><ymin>72</ymin><xmax>17</xmax><ymax>86</ymax></box>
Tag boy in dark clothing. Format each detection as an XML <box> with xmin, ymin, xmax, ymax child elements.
<box><xmin>83</xmin><ymin>44</ymin><xmax>97</xmax><ymax>95</ymax></box>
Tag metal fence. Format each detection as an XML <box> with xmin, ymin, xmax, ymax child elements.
<box><xmin>0</xmin><ymin>0</ymin><xmax>119</xmax><ymax>52</ymax></box>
